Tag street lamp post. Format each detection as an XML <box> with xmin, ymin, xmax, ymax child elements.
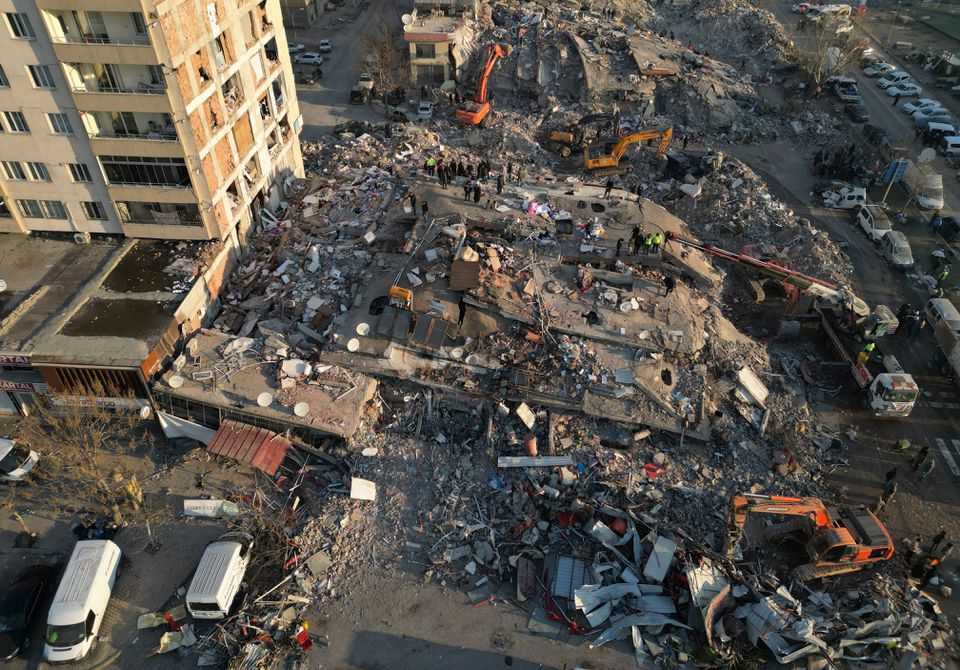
<box><xmin>884</xmin><ymin>0</ymin><xmax>902</xmax><ymax>51</ymax></box>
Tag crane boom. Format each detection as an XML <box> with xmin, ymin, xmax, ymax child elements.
<box><xmin>475</xmin><ymin>44</ymin><xmax>503</xmax><ymax>103</ymax></box>
<box><xmin>664</xmin><ymin>231</ymin><xmax>870</xmax><ymax>318</ymax></box>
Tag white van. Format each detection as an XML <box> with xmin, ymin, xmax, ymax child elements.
<box><xmin>925</xmin><ymin>298</ymin><xmax>960</xmax><ymax>336</ymax></box>
<box><xmin>853</xmin><ymin>205</ymin><xmax>891</xmax><ymax>243</ymax></box>
<box><xmin>881</xmin><ymin>230</ymin><xmax>914</xmax><ymax>269</ymax></box>
<box><xmin>44</xmin><ymin>540</ymin><xmax>121</xmax><ymax>663</ymax></box>
<box><xmin>186</xmin><ymin>532</ymin><xmax>253</xmax><ymax>619</ymax></box>
<box><xmin>940</xmin><ymin>135</ymin><xmax>960</xmax><ymax>157</ymax></box>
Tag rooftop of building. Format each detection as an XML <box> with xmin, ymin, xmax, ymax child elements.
<box><xmin>154</xmin><ymin>329</ymin><xmax>378</xmax><ymax>440</ymax></box>
<box><xmin>0</xmin><ymin>235</ymin><xmax>211</xmax><ymax>367</ymax></box>
<box><xmin>403</xmin><ymin>10</ymin><xmax>469</xmax><ymax>39</ymax></box>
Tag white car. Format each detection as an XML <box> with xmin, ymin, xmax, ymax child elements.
<box><xmin>288</xmin><ymin>43</ymin><xmax>305</xmax><ymax>54</ymax></box>
<box><xmin>885</xmin><ymin>83</ymin><xmax>922</xmax><ymax>98</ymax></box>
<box><xmin>294</xmin><ymin>52</ymin><xmax>323</xmax><ymax>65</ymax></box>
<box><xmin>0</xmin><ymin>438</ymin><xmax>38</xmax><ymax>482</ymax></box>
<box><xmin>878</xmin><ymin>71</ymin><xmax>911</xmax><ymax>89</ymax></box>
<box><xmin>912</xmin><ymin>107</ymin><xmax>951</xmax><ymax>122</ymax></box>
<box><xmin>901</xmin><ymin>98</ymin><xmax>943</xmax><ymax>115</ymax></box>
<box><xmin>417</xmin><ymin>101</ymin><xmax>434</xmax><ymax>121</ymax></box>
<box><xmin>864</xmin><ymin>62</ymin><xmax>895</xmax><ymax>77</ymax></box>
<box><xmin>318</xmin><ymin>39</ymin><xmax>332</xmax><ymax>53</ymax></box>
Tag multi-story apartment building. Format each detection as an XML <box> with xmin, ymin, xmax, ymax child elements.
<box><xmin>403</xmin><ymin>0</ymin><xmax>479</xmax><ymax>87</ymax></box>
<box><xmin>0</xmin><ymin>0</ymin><xmax>304</xmax><ymax>244</ymax></box>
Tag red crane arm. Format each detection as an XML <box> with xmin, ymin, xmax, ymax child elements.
<box><xmin>475</xmin><ymin>44</ymin><xmax>504</xmax><ymax>104</ymax></box>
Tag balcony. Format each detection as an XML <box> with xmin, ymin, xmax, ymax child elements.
<box><xmin>50</xmin><ymin>38</ymin><xmax>157</xmax><ymax>65</ymax></box>
<box><xmin>45</xmin><ymin>9</ymin><xmax>158</xmax><ymax>64</ymax></box>
<box><xmin>71</xmin><ymin>84</ymin><xmax>168</xmax><ymax>113</ymax></box>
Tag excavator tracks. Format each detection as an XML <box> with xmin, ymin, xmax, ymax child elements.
<box><xmin>791</xmin><ymin>563</ymin><xmax>863</xmax><ymax>582</ymax></box>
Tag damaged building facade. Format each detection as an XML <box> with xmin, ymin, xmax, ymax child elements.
<box><xmin>403</xmin><ymin>0</ymin><xmax>483</xmax><ymax>86</ymax></box>
<box><xmin>0</xmin><ymin>0</ymin><xmax>304</xmax><ymax>243</ymax></box>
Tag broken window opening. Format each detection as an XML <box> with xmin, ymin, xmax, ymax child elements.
<box><xmin>242</xmin><ymin>155</ymin><xmax>259</xmax><ymax>189</ymax></box>
<box><xmin>271</xmin><ymin>78</ymin><xmax>285</xmax><ymax>111</ymax></box>
<box><xmin>222</xmin><ymin>72</ymin><xmax>244</xmax><ymax>114</ymax></box>
<box><xmin>212</xmin><ymin>35</ymin><xmax>227</xmax><ymax>70</ymax></box>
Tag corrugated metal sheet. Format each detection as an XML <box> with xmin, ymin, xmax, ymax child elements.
<box><xmin>205</xmin><ymin>420</ymin><xmax>291</xmax><ymax>476</ymax></box>
<box><xmin>449</xmin><ymin>259</ymin><xmax>481</xmax><ymax>291</ymax></box>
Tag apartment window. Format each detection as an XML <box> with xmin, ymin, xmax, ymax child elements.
<box><xmin>69</xmin><ymin>163</ymin><xmax>93</xmax><ymax>182</ymax></box>
<box><xmin>415</xmin><ymin>43</ymin><xmax>436</xmax><ymax>59</ymax></box>
<box><xmin>47</xmin><ymin>113</ymin><xmax>72</xmax><ymax>134</ymax></box>
<box><xmin>5</xmin><ymin>13</ymin><xmax>35</xmax><ymax>39</ymax></box>
<box><xmin>131</xmin><ymin>12</ymin><xmax>147</xmax><ymax>34</ymax></box>
<box><xmin>17</xmin><ymin>199</ymin><xmax>42</xmax><ymax>218</ymax></box>
<box><xmin>117</xmin><ymin>200</ymin><xmax>201</xmax><ymax>226</ymax></box>
<box><xmin>0</xmin><ymin>66</ymin><xmax>8</xmax><ymax>88</ymax></box>
<box><xmin>40</xmin><ymin>200</ymin><xmax>67</xmax><ymax>219</ymax></box>
<box><xmin>28</xmin><ymin>65</ymin><xmax>55</xmax><ymax>89</ymax></box>
<box><xmin>100</xmin><ymin>155</ymin><xmax>189</xmax><ymax>187</ymax></box>
<box><xmin>26</xmin><ymin>162</ymin><xmax>50</xmax><ymax>181</ymax></box>
<box><xmin>4</xmin><ymin>111</ymin><xmax>28</xmax><ymax>133</ymax></box>
<box><xmin>81</xmin><ymin>201</ymin><xmax>107</xmax><ymax>220</ymax></box>
<box><xmin>148</xmin><ymin>65</ymin><xmax>164</xmax><ymax>85</ymax></box>
<box><xmin>1</xmin><ymin>161</ymin><xmax>25</xmax><ymax>180</ymax></box>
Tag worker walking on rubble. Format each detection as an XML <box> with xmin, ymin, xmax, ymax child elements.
<box><xmin>604</xmin><ymin>178</ymin><xmax>615</xmax><ymax>199</ymax></box>
<box><xmin>642</xmin><ymin>233</ymin><xmax>653</xmax><ymax>255</ymax></box>
<box><xmin>903</xmin><ymin>535</ymin><xmax>923</xmax><ymax>566</ymax></box>
<box><xmin>473</xmin><ymin>183</ymin><xmax>482</xmax><ymax>204</ymax></box>
<box><xmin>857</xmin><ymin>342</ymin><xmax>875</xmax><ymax>363</ymax></box>
<box><xmin>929</xmin><ymin>529</ymin><xmax>947</xmax><ymax>555</ymax></box>
<box><xmin>911</xmin><ymin>444</ymin><xmax>930</xmax><ymax>470</ymax></box>
<box><xmin>517</xmin><ymin>164</ymin><xmax>524</xmax><ymax>184</ymax></box>
<box><xmin>938</xmin><ymin>267</ymin><xmax>950</xmax><ymax>288</ymax></box>
<box><xmin>873</xmin><ymin>481</ymin><xmax>897</xmax><ymax>515</ymax></box>
<box><xmin>663</xmin><ymin>275</ymin><xmax>676</xmax><ymax>297</ymax></box>
<box><xmin>629</xmin><ymin>226</ymin><xmax>641</xmax><ymax>254</ymax></box>
<box><xmin>918</xmin><ymin>458</ymin><xmax>936</xmax><ymax>481</ymax></box>
<box><xmin>496</xmin><ymin>174</ymin><xmax>504</xmax><ymax>195</ymax></box>
<box><xmin>463</xmin><ymin>181</ymin><xmax>471</xmax><ymax>201</ymax></box>
<box><xmin>421</xmin><ymin>200</ymin><xmax>429</xmax><ymax>221</ymax></box>
<box><xmin>407</xmin><ymin>192</ymin><xmax>417</xmax><ymax>214</ymax></box>
<box><xmin>616</xmin><ymin>238</ymin><xmax>624</xmax><ymax>257</ymax></box>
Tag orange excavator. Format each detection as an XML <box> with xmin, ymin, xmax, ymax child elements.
<box><xmin>723</xmin><ymin>493</ymin><xmax>894</xmax><ymax>582</ymax></box>
<box><xmin>455</xmin><ymin>44</ymin><xmax>511</xmax><ymax>126</ymax></box>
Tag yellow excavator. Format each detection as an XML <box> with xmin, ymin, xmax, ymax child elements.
<box><xmin>584</xmin><ymin>127</ymin><xmax>673</xmax><ymax>176</ymax></box>
<box><xmin>546</xmin><ymin>113</ymin><xmax>620</xmax><ymax>158</ymax></box>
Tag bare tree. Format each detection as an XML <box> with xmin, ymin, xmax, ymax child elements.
<box><xmin>356</xmin><ymin>17</ymin><xmax>411</xmax><ymax>106</ymax></box>
<box><xmin>16</xmin><ymin>389</ymin><xmax>171</xmax><ymax>549</ymax></box>
<box><xmin>793</xmin><ymin>19</ymin><xmax>868</xmax><ymax>88</ymax></box>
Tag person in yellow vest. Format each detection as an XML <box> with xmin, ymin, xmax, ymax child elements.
<box><xmin>857</xmin><ymin>341</ymin><xmax>875</xmax><ymax>364</ymax></box>
<box><xmin>651</xmin><ymin>232</ymin><xmax>663</xmax><ymax>254</ymax></box>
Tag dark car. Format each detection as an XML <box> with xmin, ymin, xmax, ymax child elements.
<box><xmin>940</xmin><ymin>216</ymin><xmax>960</xmax><ymax>245</ymax></box>
<box><xmin>864</xmin><ymin>123</ymin><xmax>888</xmax><ymax>145</ymax></box>
<box><xmin>844</xmin><ymin>103</ymin><xmax>870</xmax><ymax>123</ymax></box>
<box><xmin>0</xmin><ymin>565</ymin><xmax>52</xmax><ymax>660</ymax></box>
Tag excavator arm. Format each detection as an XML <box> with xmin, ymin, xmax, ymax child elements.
<box><xmin>664</xmin><ymin>232</ymin><xmax>871</xmax><ymax>319</ymax></box>
<box><xmin>611</xmin><ymin>128</ymin><xmax>673</xmax><ymax>162</ymax></box>
<box><xmin>475</xmin><ymin>44</ymin><xmax>505</xmax><ymax>104</ymax></box>
<box><xmin>723</xmin><ymin>493</ymin><xmax>830</xmax><ymax>559</ymax></box>
<box><xmin>584</xmin><ymin>127</ymin><xmax>673</xmax><ymax>174</ymax></box>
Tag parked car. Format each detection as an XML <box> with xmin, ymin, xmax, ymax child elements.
<box><xmin>844</xmin><ymin>102</ymin><xmax>870</xmax><ymax>122</ymax></box>
<box><xmin>831</xmin><ymin>78</ymin><xmax>861</xmax><ymax>103</ymax></box>
<box><xmin>792</xmin><ymin>2</ymin><xmax>818</xmax><ymax>12</ymax></box>
<box><xmin>901</xmin><ymin>99</ymin><xmax>944</xmax><ymax>115</ymax></box>
<box><xmin>940</xmin><ymin>215</ymin><xmax>960</xmax><ymax>243</ymax></box>
<box><xmin>294</xmin><ymin>52</ymin><xmax>323</xmax><ymax>65</ymax></box>
<box><xmin>940</xmin><ymin>136</ymin><xmax>960</xmax><ymax>157</ymax></box>
<box><xmin>881</xmin><ymin>230</ymin><xmax>914</xmax><ymax>270</ymax></box>
<box><xmin>287</xmin><ymin>43</ymin><xmax>305</xmax><ymax>54</ymax></box>
<box><xmin>913</xmin><ymin>109</ymin><xmax>953</xmax><ymax>126</ymax></box>
<box><xmin>864</xmin><ymin>62</ymin><xmax>895</xmax><ymax>77</ymax></box>
<box><xmin>864</xmin><ymin>123</ymin><xmax>888</xmax><ymax>145</ymax></box>
<box><xmin>0</xmin><ymin>565</ymin><xmax>52</xmax><ymax>660</ymax></box>
<box><xmin>417</xmin><ymin>101</ymin><xmax>434</xmax><ymax>121</ymax></box>
<box><xmin>0</xmin><ymin>438</ymin><xmax>39</xmax><ymax>482</ymax></box>
<box><xmin>922</xmin><ymin>122</ymin><xmax>957</xmax><ymax>147</ymax></box>
<box><xmin>853</xmin><ymin>205</ymin><xmax>892</xmax><ymax>243</ymax></box>
<box><xmin>885</xmin><ymin>83</ymin><xmax>922</xmax><ymax>98</ymax></box>
<box><xmin>878</xmin><ymin>71</ymin><xmax>911</xmax><ymax>89</ymax></box>
<box><xmin>318</xmin><ymin>39</ymin><xmax>332</xmax><ymax>53</ymax></box>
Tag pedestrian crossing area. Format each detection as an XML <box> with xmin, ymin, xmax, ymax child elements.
<box><xmin>934</xmin><ymin>438</ymin><xmax>960</xmax><ymax>477</ymax></box>
<box><xmin>918</xmin><ymin>388</ymin><xmax>960</xmax><ymax>410</ymax></box>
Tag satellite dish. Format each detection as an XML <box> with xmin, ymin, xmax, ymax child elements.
<box><xmin>169</xmin><ymin>375</ymin><xmax>184</xmax><ymax>388</ymax></box>
<box><xmin>918</xmin><ymin>147</ymin><xmax>936</xmax><ymax>164</ymax></box>
<box><xmin>257</xmin><ymin>392</ymin><xmax>273</xmax><ymax>407</ymax></box>
<box><xmin>294</xmin><ymin>402</ymin><xmax>310</xmax><ymax>417</ymax></box>
<box><xmin>347</xmin><ymin>338</ymin><xmax>360</xmax><ymax>352</ymax></box>
<box><xmin>139</xmin><ymin>406</ymin><xmax>152</xmax><ymax>419</ymax></box>
<box><xmin>0</xmin><ymin>279</ymin><xmax>6</xmax><ymax>292</ymax></box>
<box><xmin>401</xmin><ymin>13</ymin><xmax>413</xmax><ymax>25</ymax></box>
<box><xmin>356</xmin><ymin>322</ymin><xmax>370</xmax><ymax>336</ymax></box>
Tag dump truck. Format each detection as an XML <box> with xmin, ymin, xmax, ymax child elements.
<box><xmin>723</xmin><ymin>492</ymin><xmax>894</xmax><ymax>582</ymax></box>
<box><xmin>820</xmin><ymin>307</ymin><xmax>919</xmax><ymax>416</ymax></box>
